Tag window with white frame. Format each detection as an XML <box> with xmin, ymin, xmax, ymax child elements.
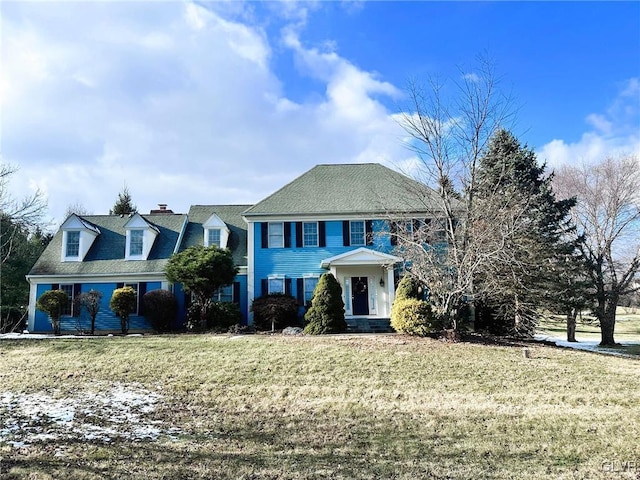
<box><xmin>66</xmin><ymin>231</ymin><xmax>80</xmax><ymax>257</ymax></box>
<box><xmin>303</xmin><ymin>222</ymin><xmax>318</xmax><ymax>247</ymax></box>
<box><xmin>214</xmin><ymin>284</ymin><xmax>233</xmax><ymax>303</ymax></box>
<box><xmin>129</xmin><ymin>230</ymin><xmax>144</xmax><ymax>256</ymax></box>
<box><xmin>303</xmin><ymin>277</ymin><xmax>319</xmax><ymax>306</ymax></box>
<box><xmin>350</xmin><ymin>221</ymin><xmax>365</xmax><ymax>246</ymax></box>
<box><xmin>268</xmin><ymin>276</ymin><xmax>285</xmax><ymax>294</ymax></box>
<box><xmin>207</xmin><ymin>228</ymin><xmax>221</xmax><ymax>247</ymax></box>
<box><xmin>60</xmin><ymin>284</ymin><xmax>74</xmax><ymax>316</ymax></box>
<box><xmin>268</xmin><ymin>223</ymin><xmax>284</xmax><ymax>248</ymax></box>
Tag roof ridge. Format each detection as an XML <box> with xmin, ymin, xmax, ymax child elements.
<box><xmin>243</xmin><ymin>165</ymin><xmax>321</xmax><ymax>214</ymax></box>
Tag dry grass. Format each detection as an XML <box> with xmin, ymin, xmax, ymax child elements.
<box><xmin>1</xmin><ymin>334</ymin><xmax>639</xmax><ymax>479</ymax></box>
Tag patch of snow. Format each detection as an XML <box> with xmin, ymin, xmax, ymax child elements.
<box><xmin>535</xmin><ymin>334</ymin><xmax>640</xmax><ymax>358</ymax></box>
<box><xmin>0</xmin><ymin>382</ymin><xmax>180</xmax><ymax>448</ymax></box>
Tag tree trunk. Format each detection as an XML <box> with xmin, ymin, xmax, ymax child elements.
<box><xmin>51</xmin><ymin>316</ymin><xmax>61</xmax><ymax>335</ymax></box>
<box><xmin>566</xmin><ymin>308</ymin><xmax>577</xmax><ymax>342</ymax></box>
<box><xmin>599</xmin><ymin>298</ymin><xmax>618</xmax><ymax>346</ymax></box>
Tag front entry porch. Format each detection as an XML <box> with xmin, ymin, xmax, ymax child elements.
<box><xmin>320</xmin><ymin>247</ymin><xmax>401</xmax><ymax>328</ymax></box>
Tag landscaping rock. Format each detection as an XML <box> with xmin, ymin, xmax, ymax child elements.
<box><xmin>282</xmin><ymin>327</ymin><xmax>304</xmax><ymax>336</ymax></box>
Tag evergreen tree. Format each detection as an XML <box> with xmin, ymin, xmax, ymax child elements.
<box><xmin>1</xmin><ymin>215</ymin><xmax>51</xmax><ymax>332</ymax></box>
<box><xmin>472</xmin><ymin>129</ymin><xmax>577</xmax><ymax>336</ymax></box>
<box><xmin>165</xmin><ymin>245</ymin><xmax>238</xmax><ymax>331</ymax></box>
<box><xmin>36</xmin><ymin>289</ymin><xmax>69</xmax><ymax>335</ymax></box>
<box><xmin>110</xmin><ymin>186</ymin><xmax>137</xmax><ymax>215</ymax></box>
<box><xmin>303</xmin><ymin>273</ymin><xmax>347</xmax><ymax>334</ymax></box>
<box><xmin>110</xmin><ymin>286</ymin><xmax>137</xmax><ymax>334</ymax></box>
<box><xmin>394</xmin><ymin>275</ymin><xmax>421</xmax><ymax>302</ymax></box>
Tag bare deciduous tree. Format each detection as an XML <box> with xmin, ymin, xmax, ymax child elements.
<box><xmin>64</xmin><ymin>201</ymin><xmax>92</xmax><ymax>220</ymax></box>
<box><xmin>554</xmin><ymin>154</ymin><xmax>640</xmax><ymax>346</ymax></box>
<box><xmin>0</xmin><ymin>163</ymin><xmax>47</xmax><ymax>265</ymax></box>
<box><xmin>393</xmin><ymin>57</ymin><xmax>516</xmax><ymax>330</ymax></box>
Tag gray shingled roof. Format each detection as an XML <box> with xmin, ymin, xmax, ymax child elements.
<box><xmin>28</xmin><ymin>214</ymin><xmax>188</xmax><ymax>277</ymax></box>
<box><xmin>243</xmin><ymin>163</ymin><xmax>443</xmax><ymax>217</ymax></box>
<box><xmin>181</xmin><ymin>205</ymin><xmax>250</xmax><ymax>267</ymax></box>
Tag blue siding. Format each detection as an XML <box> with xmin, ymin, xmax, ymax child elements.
<box><xmin>235</xmin><ymin>274</ymin><xmax>248</xmax><ymax>323</ymax></box>
<box><xmin>253</xmin><ymin>220</ymin><xmax>394</xmax><ymax>299</ymax></box>
<box><xmin>34</xmin><ymin>281</ymin><xmax>167</xmax><ymax>333</ymax></box>
<box><xmin>174</xmin><ymin>282</ymin><xmax>188</xmax><ymax>329</ymax></box>
<box><xmin>34</xmin><ymin>284</ymin><xmax>54</xmax><ymax>331</ymax></box>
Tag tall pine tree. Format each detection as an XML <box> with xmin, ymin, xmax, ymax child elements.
<box><xmin>110</xmin><ymin>186</ymin><xmax>137</xmax><ymax>215</ymax></box>
<box><xmin>472</xmin><ymin>129</ymin><xmax>577</xmax><ymax>336</ymax></box>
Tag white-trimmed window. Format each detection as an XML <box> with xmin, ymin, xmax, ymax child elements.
<box><xmin>268</xmin><ymin>276</ymin><xmax>285</xmax><ymax>294</ymax></box>
<box><xmin>214</xmin><ymin>285</ymin><xmax>233</xmax><ymax>303</ymax></box>
<box><xmin>66</xmin><ymin>231</ymin><xmax>80</xmax><ymax>257</ymax></box>
<box><xmin>60</xmin><ymin>284</ymin><xmax>74</xmax><ymax>316</ymax></box>
<box><xmin>208</xmin><ymin>228</ymin><xmax>221</xmax><ymax>248</ymax></box>
<box><xmin>350</xmin><ymin>221</ymin><xmax>366</xmax><ymax>246</ymax></box>
<box><xmin>268</xmin><ymin>223</ymin><xmax>284</xmax><ymax>248</ymax></box>
<box><xmin>303</xmin><ymin>277</ymin><xmax>319</xmax><ymax>306</ymax></box>
<box><xmin>303</xmin><ymin>222</ymin><xmax>318</xmax><ymax>247</ymax></box>
<box><xmin>129</xmin><ymin>230</ymin><xmax>144</xmax><ymax>256</ymax></box>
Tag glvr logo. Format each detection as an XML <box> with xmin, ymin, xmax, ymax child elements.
<box><xmin>601</xmin><ymin>460</ymin><xmax>638</xmax><ymax>473</ymax></box>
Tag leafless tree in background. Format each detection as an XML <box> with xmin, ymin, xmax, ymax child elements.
<box><xmin>554</xmin><ymin>155</ymin><xmax>640</xmax><ymax>346</ymax></box>
<box><xmin>0</xmin><ymin>163</ymin><xmax>47</xmax><ymax>265</ymax></box>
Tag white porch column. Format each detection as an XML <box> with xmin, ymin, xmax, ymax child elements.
<box><xmin>386</xmin><ymin>267</ymin><xmax>395</xmax><ymax>309</ymax></box>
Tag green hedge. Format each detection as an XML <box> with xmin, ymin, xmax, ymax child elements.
<box><xmin>391</xmin><ymin>298</ymin><xmax>440</xmax><ymax>336</ymax></box>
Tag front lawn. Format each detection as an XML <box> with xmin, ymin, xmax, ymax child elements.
<box><xmin>1</xmin><ymin>334</ymin><xmax>639</xmax><ymax>479</ymax></box>
<box><xmin>538</xmin><ymin>308</ymin><xmax>640</xmax><ymax>358</ymax></box>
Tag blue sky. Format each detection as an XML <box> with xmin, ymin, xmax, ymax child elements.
<box><xmin>2</xmin><ymin>1</ymin><xmax>639</xmax><ymax>226</ymax></box>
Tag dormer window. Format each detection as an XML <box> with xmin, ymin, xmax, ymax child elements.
<box><xmin>203</xmin><ymin>213</ymin><xmax>230</xmax><ymax>249</ymax></box>
<box><xmin>66</xmin><ymin>231</ymin><xmax>80</xmax><ymax>257</ymax></box>
<box><xmin>207</xmin><ymin>228</ymin><xmax>221</xmax><ymax>248</ymax></box>
<box><xmin>60</xmin><ymin>214</ymin><xmax>100</xmax><ymax>262</ymax></box>
<box><xmin>124</xmin><ymin>214</ymin><xmax>159</xmax><ymax>260</ymax></box>
<box><xmin>130</xmin><ymin>230</ymin><xmax>144</xmax><ymax>256</ymax></box>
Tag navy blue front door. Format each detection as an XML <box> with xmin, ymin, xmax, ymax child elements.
<box><xmin>352</xmin><ymin>277</ymin><xmax>369</xmax><ymax>315</ymax></box>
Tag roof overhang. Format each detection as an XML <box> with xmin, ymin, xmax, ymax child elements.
<box><xmin>320</xmin><ymin>247</ymin><xmax>402</xmax><ymax>269</ymax></box>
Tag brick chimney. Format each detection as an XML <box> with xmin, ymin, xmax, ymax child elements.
<box><xmin>150</xmin><ymin>203</ymin><xmax>174</xmax><ymax>214</ymax></box>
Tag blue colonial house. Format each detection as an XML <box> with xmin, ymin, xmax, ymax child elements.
<box><xmin>243</xmin><ymin>163</ymin><xmax>439</xmax><ymax>329</ymax></box>
<box><xmin>26</xmin><ymin>163</ymin><xmax>440</xmax><ymax>333</ymax></box>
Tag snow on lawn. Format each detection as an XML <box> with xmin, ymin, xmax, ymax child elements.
<box><xmin>0</xmin><ymin>383</ymin><xmax>180</xmax><ymax>448</ymax></box>
<box><xmin>534</xmin><ymin>334</ymin><xmax>640</xmax><ymax>358</ymax></box>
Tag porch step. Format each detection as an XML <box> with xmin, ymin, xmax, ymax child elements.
<box><xmin>346</xmin><ymin>318</ymin><xmax>392</xmax><ymax>333</ymax></box>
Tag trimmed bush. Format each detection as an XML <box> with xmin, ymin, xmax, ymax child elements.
<box><xmin>395</xmin><ymin>275</ymin><xmax>421</xmax><ymax>301</ymax></box>
<box><xmin>208</xmin><ymin>302</ymin><xmax>243</xmax><ymax>331</ymax></box>
<box><xmin>251</xmin><ymin>294</ymin><xmax>299</xmax><ymax>331</ymax></box>
<box><xmin>391</xmin><ymin>298</ymin><xmax>439</xmax><ymax>336</ymax></box>
<box><xmin>110</xmin><ymin>286</ymin><xmax>137</xmax><ymax>334</ymax></box>
<box><xmin>303</xmin><ymin>273</ymin><xmax>347</xmax><ymax>335</ymax></box>
<box><xmin>143</xmin><ymin>289</ymin><xmax>178</xmax><ymax>333</ymax></box>
<box><xmin>36</xmin><ymin>289</ymin><xmax>69</xmax><ymax>335</ymax></box>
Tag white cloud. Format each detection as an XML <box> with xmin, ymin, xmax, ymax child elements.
<box><xmin>1</xmin><ymin>1</ymin><xmax>411</xmax><ymax>227</ymax></box>
<box><xmin>539</xmin><ymin>78</ymin><xmax>640</xmax><ymax>168</ymax></box>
